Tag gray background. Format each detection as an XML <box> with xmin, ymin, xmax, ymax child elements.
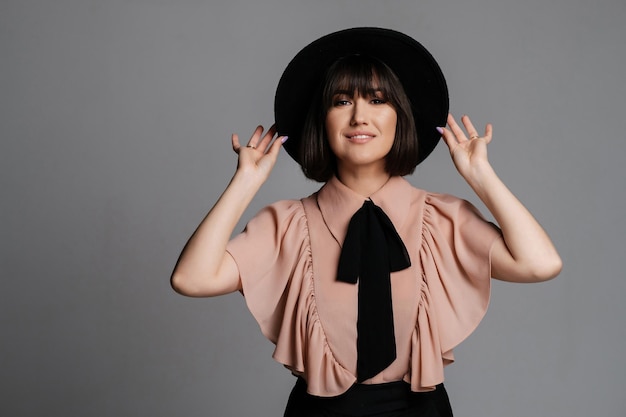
<box><xmin>2</xmin><ymin>0</ymin><xmax>624</xmax><ymax>416</ymax></box>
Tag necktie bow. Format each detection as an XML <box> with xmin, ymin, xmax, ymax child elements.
<box><xmin>337</xmin><ymin>199</ymin><xmax>411</xmax><ymax>382</ymax></box>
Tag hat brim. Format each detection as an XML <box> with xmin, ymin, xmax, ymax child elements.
<box><xmin>274</xmin><ymin>27</ymin><xmax>449</xmax><ymax>166</ymax></box>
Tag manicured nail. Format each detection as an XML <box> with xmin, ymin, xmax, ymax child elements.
<box><xmin>281</xmin><ymin>136</ymin><xmax>289</xmax><ymax>143</ymax></box>
<box><xmin>436</xmin><ymin>127</ymin><xmax>444</xmax><ymax>134</ymax></box>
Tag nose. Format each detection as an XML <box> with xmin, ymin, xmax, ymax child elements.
<box><xmin>350</xmin><ymin>98</ymin><xmax>368</xmax><ymax>125</ymax></box>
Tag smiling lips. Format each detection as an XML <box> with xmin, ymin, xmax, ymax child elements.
<box><xmin>345</xmin><ymin>132</ymin><xmax>376</xmax><ymax>143</ymax></box>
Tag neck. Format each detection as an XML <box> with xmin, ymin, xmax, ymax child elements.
<box><xmin>336</xmin><ymin>166</ymin><xmax>391</xmax><ymax>197</ymax></box>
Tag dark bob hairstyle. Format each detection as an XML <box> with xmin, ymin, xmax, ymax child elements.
<box><xmin>299</xmin><ymin>55</ymin><xmax>419</xmax><ymax>182</ymax></box>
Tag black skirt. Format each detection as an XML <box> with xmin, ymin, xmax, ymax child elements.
<box><xmin>283</xmin><ymin>377</ymin><xmax>453</xmax><ymax>417</ymax></box>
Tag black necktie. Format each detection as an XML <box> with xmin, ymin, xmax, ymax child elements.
<box><xmin>337</xmin><ymin>199</ymin><xmax>411</xmax><ymax>382</ymax></box>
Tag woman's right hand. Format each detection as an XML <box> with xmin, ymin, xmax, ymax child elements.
<box><xmin>170</xmin><ymin>124</ymin><xmax>286</xmax><ymax>297</ymax></box>
<box><xmin>231</xmin><ymin>125</ymin><xmax>286</xmax><ymax>185</ymax></box>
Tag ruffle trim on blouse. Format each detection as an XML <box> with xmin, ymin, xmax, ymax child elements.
<box><xmin>232</xmin><ymin>200</ymin><xmax>355</xmax><ymax>397</ymax></box>
<box><xmin>273</xmin><ymin>265</ymin><xmax>356</xmax><ymax>396</ymax></box>
<box><xmin>404</xmin><ymin>193</ymin><xmax>500</xmax><ymax>392</ymax></box>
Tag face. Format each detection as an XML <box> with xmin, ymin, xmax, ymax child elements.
<box><xmin>325</xmin><ymin>88</ymin><xmax>397</xmax><ymax>175</ymax></box>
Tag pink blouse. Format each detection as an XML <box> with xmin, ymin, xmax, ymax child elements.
<box><xmin>226</xmin><ymin>176</ymin><xmax>502</xmax><ymax>397</ymax></box>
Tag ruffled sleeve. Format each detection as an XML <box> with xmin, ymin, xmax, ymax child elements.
<box><xmin>225</xmin><ymin>200</ymin><xmax>312</xmax><ymax>373</ymax></box>
<box><xmin>408</xmin><ymin>193</ymin><xmax>502</xmax><ymax>391</ymax></box>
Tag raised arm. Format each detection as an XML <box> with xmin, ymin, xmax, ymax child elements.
<box><xmin>170</xmin><ymin>125</ymin><xmax>286</xmax><ymax>297</ymax></box>
<box><xmin>439</xmin><ymin>114</ymin><xmax>562</xmax><ymax>283</ymax></box>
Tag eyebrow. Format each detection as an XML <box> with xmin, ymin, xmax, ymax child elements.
<box><xmin>332</xmin><ymin>88</ymin><xmax>384</xmax><ymax>97</ymax></box>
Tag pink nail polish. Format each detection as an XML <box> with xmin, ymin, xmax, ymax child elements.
<box><xmin>281</xmin><ymin>136</ymin><xmax>289</xmax><ymax>143</ymax></box>
<box><xmin>436</xmin><ymin>127</ymin><xmax>444</xmax><ymax>134</ymax></box>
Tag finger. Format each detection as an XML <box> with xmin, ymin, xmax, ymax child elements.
<box><xmin>461</xmin><ymin>115</ymin><xmax>480</xmax><ymax>140</ymax></box>
<box><xmin>232</xmin><ymin>133</ymin><xmax>242</xmax><ymax>153</ymax></box>
<box><xmin>484</xmin><ymin>123</ymin><xmax>493</xmax><ymax>144</ymax></box>
<box><xmin>256</xmin><ymin>135</ymin><xmax>286</xmax><ymax>173</ymax></box>
<box><xmin>267</xmin><ymin>134</ymin><xmax>286</xmax><ymax>158</ymax></box>
<box><xmin>446</xmin><ymin>113</ymin><xmax>467</xmax><ymax>142</ymax></box>
<box><xmin>438</xmin><ymin>126</ymin><xmax>458</xmax><ymax>151</ymax></box>
<box><xmin>246</xmin><ymin>125</ymin><xmax>264</xmax><ymax>148</ymax></box>
<box><xmin>257</xmin><ymin>124</ymin><xmax>277</xmax><ymax>151</ymax></box>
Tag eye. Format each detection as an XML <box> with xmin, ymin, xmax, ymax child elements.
<box><xmin>368</xmin><ymin>91</ymin><xmax>388</xmax><ymax>104</ymax></box>
<box><xmin>333</xmin><ymin>97</ymin><xmax>352</xmax><ymax>106</ymax></box>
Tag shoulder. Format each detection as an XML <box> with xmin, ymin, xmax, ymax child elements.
<box><xmin>419</xmin><ymin>190</ymin><xmax>501</xmax><ymax>257</ymax></box>
<box><xmin>227</xmin><ymin>199</ymin><xmax>311</xmax><ymax>276</ymax></box>
<box><xmin>249</xmin><ymin>199</ymin><xmax>307</xmax><ymax>225</ymax></box>
<box><xmin>232</xmin><ymin>199</ymin><xmax>309</xmax><ymax>246</ymax></box>
<box><xmin>420</xmin><ymin>190</ymin><xmax>500</xmax><ymax>242</ymax></box>
<box><xmin>423</xmin><ymin>191</ymin><xmax>486</xmax><ymax>221</ymax></box>
<box><xmin>424</xmin><ymin>190</ymin><xmax>470</xmax><ymax>206</ymax></box>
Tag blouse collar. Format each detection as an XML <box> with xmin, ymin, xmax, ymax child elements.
<box><xmin>316</xmin><ymin>175</ymin><xmax>414</xmax><ymax>246</ymax></box>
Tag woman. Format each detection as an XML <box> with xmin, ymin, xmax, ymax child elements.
<box><xmin>171</xmin><ymin>28</ymin><xmax>561</xmax><ymax>416</ymax></box>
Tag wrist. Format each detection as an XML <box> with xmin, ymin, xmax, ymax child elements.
<box><xmin>463</xmin><ymin>161</ymin><xmax>497</xmax><ymax>193</ymax></box>
<box><xmin>230</xmin><ymin>169</ymin><xmax>266</xmax><ymax>195</ymax></box>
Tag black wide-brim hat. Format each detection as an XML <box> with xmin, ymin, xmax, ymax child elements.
<box><xmin>274</xmin><ymin>27</ymin><xmax>449</xmax><ymax>166</ymax></box>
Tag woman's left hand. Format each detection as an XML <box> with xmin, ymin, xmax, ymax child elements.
<box><xmin>440</xmin><ymin>113</ymin><xmax>493</xmax><ymax>180</ymax></box>
<box><xmin>440</xmin><ymin>113</ymin><xmax>562</xmax><ymax>282</ymax></box>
